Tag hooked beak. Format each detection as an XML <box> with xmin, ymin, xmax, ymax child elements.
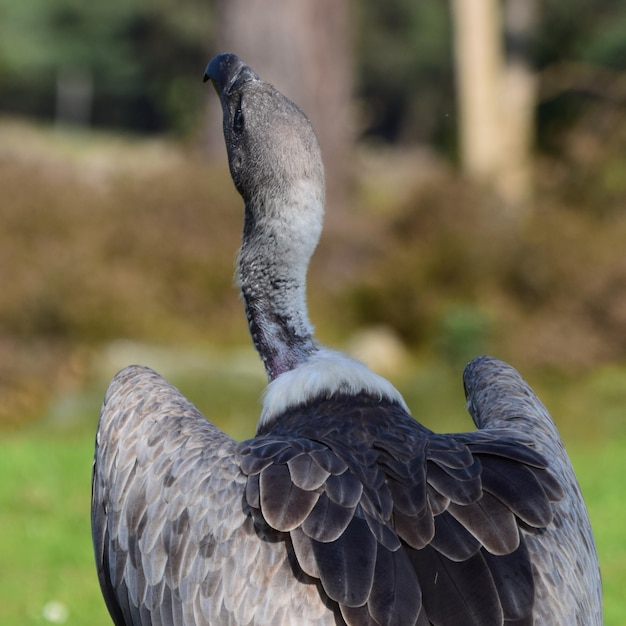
<box><xmin>203</xmin><ymin>53</ymin><xmax>260</xmax><ymax>96</ymax></box>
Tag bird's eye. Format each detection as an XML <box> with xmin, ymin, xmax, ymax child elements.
<box><xmin>233</xmin><ymin>108</ymin><xmax>244</xmax><ymax>133</ymax></box>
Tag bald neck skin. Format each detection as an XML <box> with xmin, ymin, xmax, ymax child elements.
<box><xmin>238</xmin><ymin>177</ymin><xmax>323</xmax><ymax>380</ymax></box>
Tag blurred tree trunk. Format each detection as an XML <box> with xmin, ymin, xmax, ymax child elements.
<box><xmin>451</xmin><ymin>0</ymin><xmax>538</xmax><ymax>216</ymax></box>
<box><xmin>206</xmin><ymin>0</ymin><xmax>354</xmax><ymax>201</ymax></box>
<box><xmin>55</xmin><ymin>68</ymin><xmax>93</xmax><ymax>128</ymax></box>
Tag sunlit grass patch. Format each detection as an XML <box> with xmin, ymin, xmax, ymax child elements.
<box><xmin>569</xmin><ymin>441</ymin><xmax>626</xmax><ymax>626</ymax></box>
<box><xmin>0</xmin><ymin>433</ymin><xmax>110</xmax><ymax>625</ymax></box>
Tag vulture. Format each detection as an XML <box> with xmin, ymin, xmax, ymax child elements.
<box><xmin>91</xmin><ymin>53</ymin><xmax>602</xmax><ymax>625</ymax></box>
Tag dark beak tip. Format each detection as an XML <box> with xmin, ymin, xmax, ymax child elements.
<box><xmin>203</xmin><ymin>53</ymin><xmax>252</xmax><ymax>92</ymax></box>
<box><xmin>204</xmin><ymin>54</ymin><xmax>233</xmax><ymax>86</ymax></box>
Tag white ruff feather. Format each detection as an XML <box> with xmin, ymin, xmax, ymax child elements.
<box><xmin>259</xmin><ymin>348</ymin><xmax>410</xmax><ymax>427</ymax></box>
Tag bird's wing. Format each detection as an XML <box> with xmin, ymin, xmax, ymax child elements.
<box><xmin>463</xmin><ymin>355</ymin><xmax>603</xmax><ymax>625</ymax></box>
<box><xmin>92</xmin><ymin>365</ymin><xmax>335</xmax><ymax>626</ymax></box>
<box><xmin>464</xmin><ymin>355</ymin><xmax>567</xmax><ymax>450</ymax></box>
<box><xmin>240</xmin><ymin>392</ymin><xmax>562</xmax><ymax>626</ymax></box>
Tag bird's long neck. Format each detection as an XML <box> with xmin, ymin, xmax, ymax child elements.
<box><xmin>238</xmin><ymin>185</ymin><xmax>322</xmax><ymax>380</ymax></box>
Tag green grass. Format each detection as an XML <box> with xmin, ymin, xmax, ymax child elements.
<box><xmin>570</xmin><ymin>441</ymin><xmax>626</xmax><ymax>625</ymax></box>
<box><xmin>0</xmin><ymin>432</ymin><xmax>110</xmax><ymax>625</ymax></box>
<box><xmin>1</xmin><ymin>369</ymin><xmax>624</xmax><ymax>625</ymax></box>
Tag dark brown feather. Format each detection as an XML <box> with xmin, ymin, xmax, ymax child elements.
<box><xmin>287</xmin><ymin>453</ymin><xmax>331</xmax><ymax>490</ymax></box>
<box><xmin>325</xmin><ymin>471</ymin><xmax>363</xmax><ymax>508</ymax></box>
<box><xmin>480</xmin><ymin>459</ymin><xmax>554</xmax><ymax>527</ymax></box>
<box><xmin>387</xmin><ymin>477</ymin><xmax>427</xmax><ymax>517</ymax></box>
<box><xmin>259</xmin><ymin>463</ymin><xmax>320</xmax><ymax>531</ymax></box>
<box><xmin>311</xmin><ymin>516</ymin><xmax>376</xmax><ymax>607</ymax></box>
<box><xmin>394</xmin><ymin>507</ymin><xmax>435</xmax><ymax>550</ymax></box>
<box><xmin>426</xmin><ymin>462</ymin><xmax>482</xmax><ymax>505</ymax></box>
<box><xmin>529</xmin><ymin>465</ymin><xmax>565</xmax><ymax>501</ymax></box>
<box><xmin>368</xmin><ymin>543</ymin><xmax>422</xmax><ymax>626</ymax></box>
<box><xmin>429</xmin><ymin>511</ymin><xmax>482</xmax><ymax>561</ymax></box>
<box><xmin>410</xmin><ymin>545</ymin><xmax>504</xmax><ymax>626</ymax></box>
<box><xmin>447</xmin><ymin>493</ymin><xmax>520</xmax><ymax>555</ymax></box>
<box><xmin>426</xmin><ymin>434</ymin><xmax>475</xmax><ymax>468</ymax></box>
<box><xmin>458</xmin><ymin>433</ymin><xmax>548</xmax><ymax>469</ymax></box>
<box><xmin>301</xmin><ymin>492</ymin><xmax>355</xmax><ymax>542</ymax></box>
<box><xmin>340</xmin><ymin>604</ymin><xmax>378</xmax><ymax>626</ymax></box>
<box><xmin>482</xmin><ymin>541</ymin><xmax>534</xmax><ymax>622</ymax></box>
<box><xmin>309</xmin><ymin>448</ymin><xmax>349</xmax><ymax>475</ymax></box>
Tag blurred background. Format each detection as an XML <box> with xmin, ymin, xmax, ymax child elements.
<box><xmin>1</xmin><ymin>0</ymin><xmax>625</xmax><ymax>623</ymax></box>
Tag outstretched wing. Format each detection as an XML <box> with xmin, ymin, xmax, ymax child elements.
<box><xmin>92</xmin><ymin>358</ymin><xmax>601</xmax><ymax>625</ymax></box>
<box><xmin>464</xmin><ymin>355</ymin><xmax>602</xmax><ymax>625</ymax></box>
<box><xmin>240</xmin><ymin>392</ymin><xmax>563</xmax><ymax>626</ymax></box>
<box><xmin>92</xmin><ymin>365</ymin><xmax>334</xmax><ymax>626</ymax></box>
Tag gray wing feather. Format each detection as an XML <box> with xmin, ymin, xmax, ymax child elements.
<box><xmin>464</xmin><ymin>355</ymin><xmax>602</xmax><ymax>625</ymax></box>
<box><xmin>92</xmin><ymin>365</ymin><xmax>335</xmax><ymax>626</ymax></box>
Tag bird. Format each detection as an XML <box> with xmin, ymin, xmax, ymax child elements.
<box><xmin>91</xmin><ymin>53</ymin><xmax>602</xmax><ymax>625</ymax></box>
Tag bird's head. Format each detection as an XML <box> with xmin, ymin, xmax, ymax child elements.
<box><xmin>204</xmin><ymin>53</ymin><xmax>324</xmax><ymax>213</ymax></box>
